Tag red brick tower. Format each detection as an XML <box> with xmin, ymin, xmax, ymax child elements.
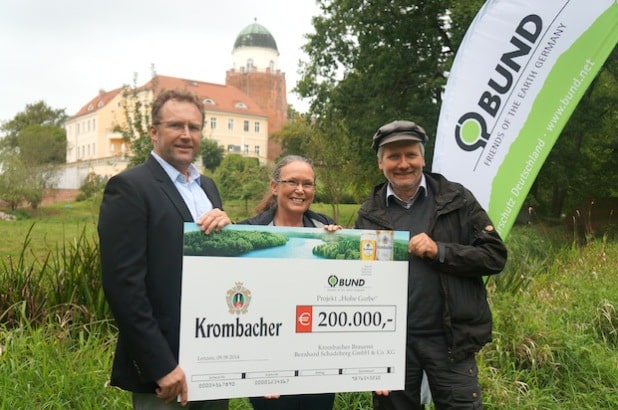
<box><xmin>226</xmin><ymin>20</ymin><xmax>287</xmax><ymax>162</ymax></box>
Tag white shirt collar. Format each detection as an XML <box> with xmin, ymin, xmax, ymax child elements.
<box><xmin>385</xmin><ymin>173</ymin><xmax>427</xmax><ymax>208</ymax></box>
<box><xmin>151</xmin><ymin>151</ymin><xmax>200</xmax><ymax>184</ymax></box>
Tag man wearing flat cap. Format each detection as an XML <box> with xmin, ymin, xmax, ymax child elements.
<box><xmin>355</xmin><ymin>120</ymin><xmax>507</xmax><ymax>409</ymax></box>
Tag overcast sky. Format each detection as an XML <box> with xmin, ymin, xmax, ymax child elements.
<box><xmin>0</xmin><ymin>0</ymin><xmax>321</xmax><ymax>123</ymax></box>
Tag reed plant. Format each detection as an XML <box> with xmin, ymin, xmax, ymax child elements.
<box><xmin>0</xmin><ymin>319</ymin><xmax>126</xmax><ymax>409</ymax></box>
<box><xmin>480</xmin><ymin>233</ymin><xmax>618</xmax><ymax>409</ymax></box>
<box><xmin>1</xmin><ymin>203</ymin><xmax>616</xmax><ymax>409</ymax></box>
<box><xmin>1</xmin><ymin>222</ymin><xmax>106</xmax><ymax>328</ymax></box>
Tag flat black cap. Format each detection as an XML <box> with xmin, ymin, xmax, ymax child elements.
<box><xmin>371</xmin><ymin>120</ymin><xmax>428</xmax><ymax>150</ymax></box>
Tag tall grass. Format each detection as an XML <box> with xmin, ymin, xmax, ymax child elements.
<box><xmin>0</xmin><ymin>320</ymin><xmax>127</xmax><ymax>409</ymax></box>
<box><xmin>481</xmin><ymin>226</ymin><xmax>618</xmax><ymax>409</ymax></box>
<box><xmin>1</xmin><ymin>221</ymin><xmax>107</xmax><ymax>328</ymax></box>
<box><xmin>1</xmin><ymin>203</ymin><xmax>617</xmax><ymax>409</ymax></box>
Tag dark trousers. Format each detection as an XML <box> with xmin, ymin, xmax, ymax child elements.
<box><xmin>132</xmin><ymin>393</ymin><xmax>228</xmax><ymax>409</ymax></box>
<box><xmin>373</xmin><ymin>334</ymin><xmax>482</xmax><ymax>410</ymax></box>
<box><xmin>250</xmin><ymin>393</ymin><xmax>335</xmax><ymax>410</ymax></box>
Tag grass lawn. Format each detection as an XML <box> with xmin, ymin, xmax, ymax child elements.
<box><xmin>0</xmin><ymin>199</ymin><xmax>361</xmax><ymax>261</ymax></box>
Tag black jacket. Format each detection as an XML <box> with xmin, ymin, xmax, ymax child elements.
<box><xmin>238</xmin><ymin>207</ymin><xmax>335</xmax><ymax>227</ymax></box>
<box><xmin>355</xmin><ymin>172</ymin><xmax>507</xmax><ymax>361</ymax></box>
<box><xmin>99</xmin><ymin>155</ymin><xmax>224</xmax><ymax>392</ymax></box>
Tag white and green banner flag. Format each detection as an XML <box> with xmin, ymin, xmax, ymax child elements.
<box><xmin>432</xmin><ymin>0</ymin><xmax>618</xmax><ymax>237</ymax></box>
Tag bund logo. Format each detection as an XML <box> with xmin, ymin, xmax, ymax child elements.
<box><xmin>226</xmin><ymin>282</ymin><xmax>252</xmax><ymax>315</ymax></box>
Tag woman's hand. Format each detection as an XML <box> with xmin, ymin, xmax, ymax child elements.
<box><xmin>323</xmin><ymin>224</ymin><xmax>342</xmax><ymax>232</ymax></box>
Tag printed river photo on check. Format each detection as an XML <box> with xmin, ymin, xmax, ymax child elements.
<box><xmin>183</xmin><ymin>225</ymin><xmax>409</xmax><ymax>261</ymax></box>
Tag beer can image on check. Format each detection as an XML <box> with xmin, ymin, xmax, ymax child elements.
<box><xmin>376</xmin><ymin>230</ymin><xmax>394</xmax><ymax>261</ymax></box>
<box><xmin>360</xmin><ymin>232</ymin><xmax>377</xmax><ymax>260</ymax></box>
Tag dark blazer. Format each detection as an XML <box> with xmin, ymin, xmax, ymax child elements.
<box><xmin>99</xmin><ymin>155</ymin><xmax>223</xmax><ymax>393</ymax></box>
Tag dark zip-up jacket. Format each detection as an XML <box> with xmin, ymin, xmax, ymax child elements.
<box><xmin>355</xmin><ymin>172</ymin><xmax>507</xmax><ymax>361</ymax></box>
<box><xmin>238</xmin><ymin>207</ymin><xmax>335</xmax><ymax>227</ymax></box>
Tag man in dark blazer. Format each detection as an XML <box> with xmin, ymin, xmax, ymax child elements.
<box><xmin>99</xmin><ymin>89</ymin><xmax>231</xmax><ymax>409</ymax></box>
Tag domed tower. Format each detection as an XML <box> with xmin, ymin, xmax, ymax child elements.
<box><xmin>226</xmin><ymin>20</ymin><xmax>287</xmax><ymax>161</ymax></box>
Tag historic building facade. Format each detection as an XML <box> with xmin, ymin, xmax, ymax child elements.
<box><xmin>61</xmin><ymin>21</ymin><xmax>287</xmax><ymax>189</ymax></box>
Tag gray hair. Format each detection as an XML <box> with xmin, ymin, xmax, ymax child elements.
<box><xmin>377</xmin><ymin>140</ymin><xmax>425</xmax><ymax>160</ymax></box>
<box><xmin>255</xmin><ymin>155</ymin><xmax>316</xmax><ymax>213</ymax></box>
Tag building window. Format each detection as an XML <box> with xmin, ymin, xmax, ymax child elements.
<box><xmin>254</xmin><ymin>145</ymin><xmax>260</xmax><ymax>156</ymax></box>
<box><xmin>243</xmin><ymin>144</ymin><xmax>249</xmax><ymax>154</ymax></box>
<box><xmin>246</xmin><ymin>59</ymin><xmax>254</xmax><ymax>72</ymax></box>
<box><xmin>227</xmin><ymin>144</ymin><xmax>241</xmax><ymax>153</ymax></box>
<box><xmin>210</xmin><ymin>117</ymin><xmax>217</xmax><ymax>129</ymax></box>
<box><xmin>227</xmin><ymin>119</ymin><xmax>234</xmax><ymax>131</ymax></box>
<box><xmin>243</xmin><ymin>120</ymin><xmax>249</xmax><ymax>132</ymax></box>
<box><xmin>254</xmin><ymin>121</ymin><xmax>260</xmax><ymax>133</ymax></box>
<box><xmin>269</xmin><ymin>61</ymin><xmax>275</xmax><ymax>72</ymax></box>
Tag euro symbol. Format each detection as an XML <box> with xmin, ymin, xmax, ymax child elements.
<box><xmin>298</xmin><ymin>311</ymin><xmax>311</xmax><ymax>326</ymax></box>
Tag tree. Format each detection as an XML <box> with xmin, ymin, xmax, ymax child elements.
<box><xmin>0</xmin><ymin>150</ymin><xmax>25</xmax><ymax>210</ymax></box>
<box><xmin>0</xmin><ymin>102</ymin><xmax>66</xmax><ymax>209</ymax></box>
<box><xmin>201</xmin><ymin>138</ymin><xmax>224</xmax><ymax>172</ymax></box>
<box><xmin>271</xmin><ymin>115</ymin><xmax>314</xmax><ymax>159</ymax></box>
<box><xmin>0</xmin><ymin>148</ymin><xmax>55</xmax><ymax>209</ymax></box>
<box><xmin>17</xmin><ymin>124</ymin><xmax>67</xmax><ymax>165</ymax></box>
<box><xmin>213</xmin><ymin>154</ymin><xmax>266</xmax><ymax>212</ymax></box>
<box><xmin>76</xmin><ymin>172</ymin><xmax>108</xmax><ymax>202</ymax></box>
<box><xmin>296</xmin><ymin>0</ymin><xmax>616</xmax><ymax>223</ymax></box>
<box><xmin>307</xmin><ymin>118</ymin><xmax>360</xmax><ymax>223</ymax></box>
<box><xmin>0</xmin><ymin>101</ymin><xmax>68</xmax><ymax>149</ymax></box>
<box><xmin>532</xmin><ymin>49</ymin><xmax>618</xmax><ymax>218</ymax></box>
<box><xmin>296</xmin><ymin>0</ymin><xmax>454</xmax><ymax>195</ymax></box>
<box><xmin>113</xmin><ymin>68</ymin><xmax>158</xmax><ymax>168</ymax></box>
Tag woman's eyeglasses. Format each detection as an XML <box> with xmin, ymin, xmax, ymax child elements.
<box><xmin>276</xmin><ymin>179</ymin><xmax>316</xmax><ymax>190</ymax></box>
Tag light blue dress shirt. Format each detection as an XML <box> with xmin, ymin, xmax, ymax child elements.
<box><xmin>151</xmin><ymin>152</ymin><xmax>213</xmax><ymax>221</ymax></box>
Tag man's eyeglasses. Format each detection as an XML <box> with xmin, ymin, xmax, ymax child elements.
<box><xmin>154</xmin><ymin>121</ymin><xmax>202</xmax><ymax>136</ymax></box>
<box><xmin>276</xmin><ymin>179</ymin><xmax>316</xmax><ymax>190</ymax></box>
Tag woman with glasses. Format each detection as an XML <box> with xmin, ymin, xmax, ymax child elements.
<box><xmin>239</xmin><ymin>155</ymin><xmax>336</xmax><ymax>230</ymax></box>
<box><xmin>238</xmin><ymin>154</ymin><xmax>338</xmax><ymax>410</ymax></box>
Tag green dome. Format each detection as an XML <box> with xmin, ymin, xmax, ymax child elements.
<box><xmin>233</xmin><ymin>21</ymin><xmax>278</xmax><ymax>52</ymax></box>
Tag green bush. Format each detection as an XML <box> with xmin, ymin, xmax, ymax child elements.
<box><xmin>75</xmin><ymin>172</ymin><xmax>107</xmax><ymax>202</ymax></box>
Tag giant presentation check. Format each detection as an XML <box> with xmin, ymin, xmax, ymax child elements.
<box><xmin>179</xmin><ymin>224</ymin><xmax>409</xmax><ymax>401</ymax></box>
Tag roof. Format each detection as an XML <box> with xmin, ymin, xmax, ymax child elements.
<box><xmin>71</xmin><ymin>75</ymin><xmax>268</xmax><ymax>119</ymax></box>
<box><xmin>72</xmin><ymin>87</ymin><xmax>123</xmax><ymax>118</ymax></box>
<box><xmin>233</xmin><ymin>21</ymin><xmax>278</xmax><ymax>52</ymax></box>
